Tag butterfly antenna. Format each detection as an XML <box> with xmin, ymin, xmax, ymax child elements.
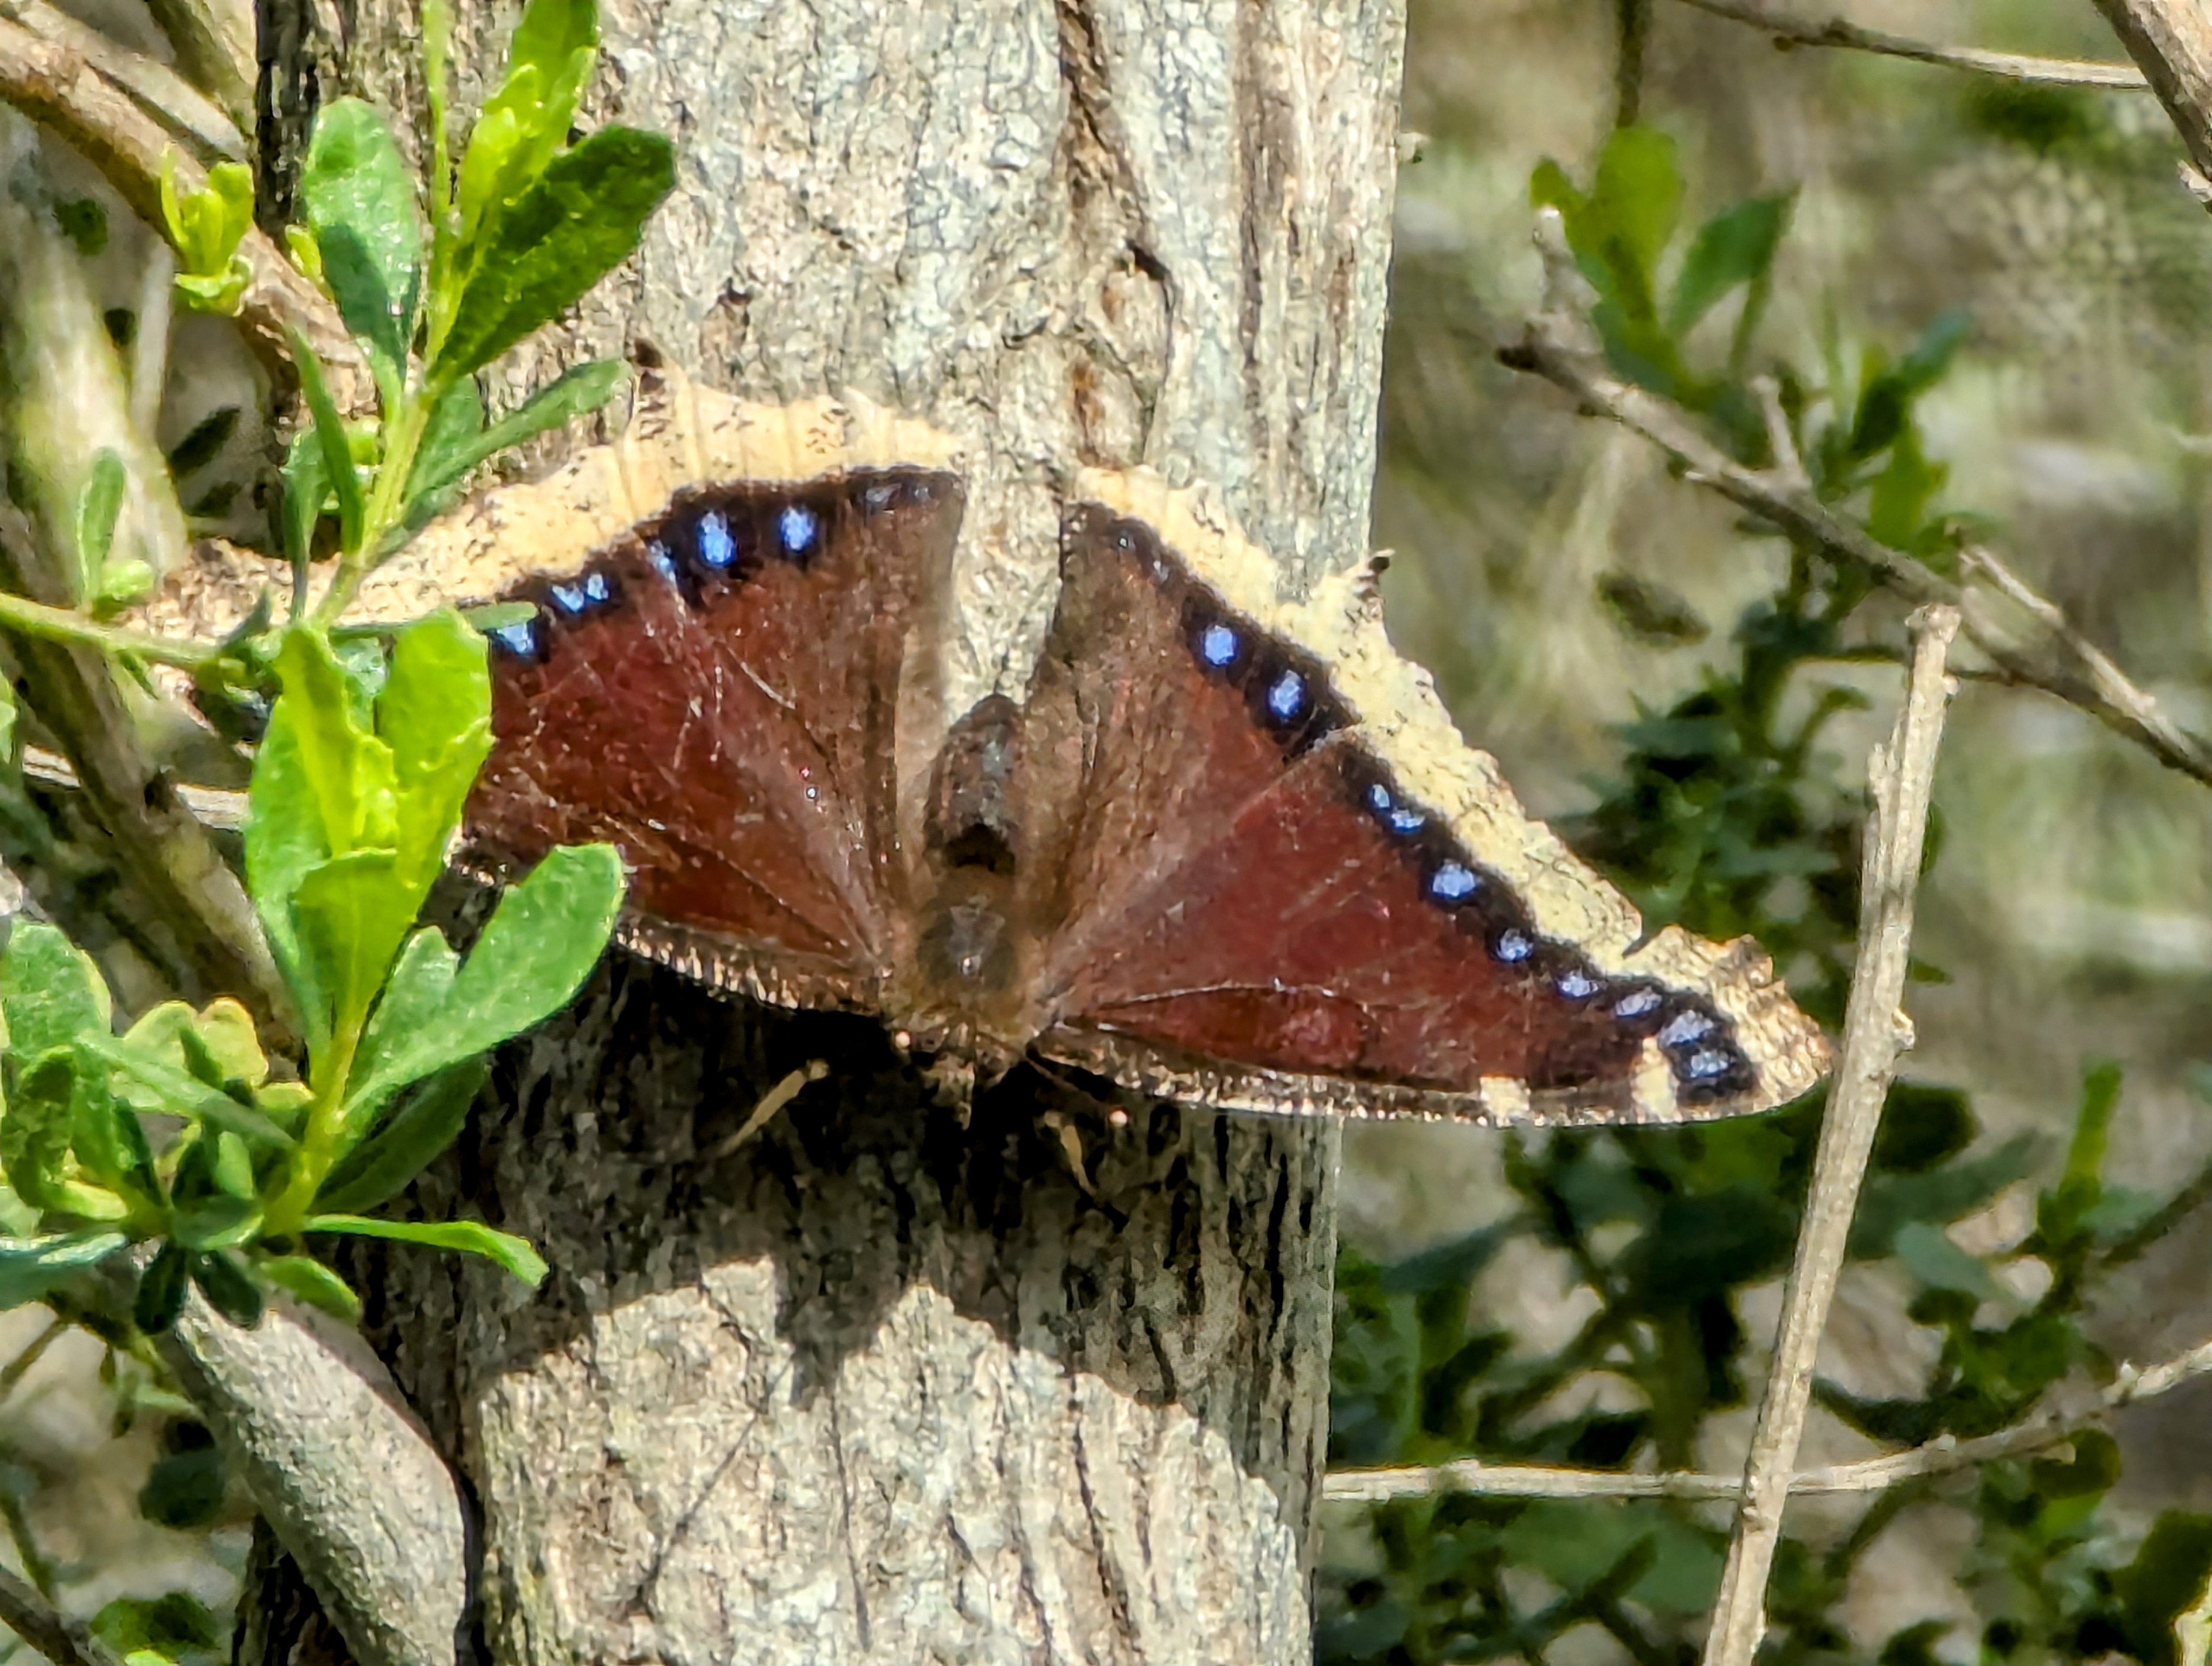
<box><xmin>705</xmin><ymin>1059</ymin><xmax>829</xmax><ymax>1159</ymax></box>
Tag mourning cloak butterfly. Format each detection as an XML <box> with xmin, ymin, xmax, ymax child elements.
<box><xmin>307</xmin><ymin>371</ymin><xmax>1829</xmax><ymax>1125</ymax></box>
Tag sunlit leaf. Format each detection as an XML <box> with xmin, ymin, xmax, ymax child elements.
<box><xmin>306</xmin><ymin>1212</ymin><xmax>546</xmax><ymax>1285</ymax></box>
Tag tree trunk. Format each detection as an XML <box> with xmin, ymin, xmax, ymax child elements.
<box><xmin>248</xmin><ymin>2</ymin><xmax>1406</xmax><ymax>1661</ymax></box>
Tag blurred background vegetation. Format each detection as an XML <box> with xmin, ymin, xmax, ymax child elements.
<box><xmin>1327</xmin><ymin>0</ymin><xmax>2212</xmax><ymax>1661</ymax></box>
<box><xmin>10</xmin><ymin>2</ymin><xmax>2212</xmax><ymax>1665</ymax></box>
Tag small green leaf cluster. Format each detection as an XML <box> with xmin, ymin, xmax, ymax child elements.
<box><xmin>72</xmin><ymin>450</ymin><xmax>157</xmax><ymax>614</ymax></box>
<box><xmin>0</xmin><ymin>608</ymin><xmax>623</xmax><ymax>1332</ymax></box>
<box><xmin>1323</xmin><ymin>131</ymin><xmax>2212</xmax><ymax>1666</ymax></box>
<box><xmin>159</xmin><ymin>160</ymin><xmax>255</xmax><ymax>316</ymax></box>
<box><xmin>274</xmin><ymin>0</ymin><xmax>672</xmax><ymax>623</ymax></box>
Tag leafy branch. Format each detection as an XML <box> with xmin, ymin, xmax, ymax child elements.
<box><xmin>1502</xmin><ymin>199</ymin><xmax>2212</xmax><ymax>795</ymax></box>
<box><xmin>0</xmin><ymin>0</ymin><xmax>672</xmax><ymax>1340</ymax></box>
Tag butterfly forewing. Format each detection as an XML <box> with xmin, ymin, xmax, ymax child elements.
<box><xmin>467</xmin><ymin>470</ymin><xmax>963</xmax><ymax>1008</ymax></box>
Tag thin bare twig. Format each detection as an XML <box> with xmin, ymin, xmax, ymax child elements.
<box><xmin>1502</xmin><ymin>216</ymin><xmax>2212</xmax><ymax>794</ymax></box>
<box><xmin>0</xmin><ymin>1566</ymin><xmax>128</xmax><ymax>1666</ymax></box>
<box><xmin>1674</xmin><ymin>0</ymin><xmax>2150</xmax><ymax>89</ymax></box>
<box><xmin>1702</xmin><ymin>606</ymin><xmax>1957</xmax><ymax>1666</ymax></box>
<box><xmin>0</xmin><ymin>1316</ymin><xmax>67</xmax><ymax>1403</ymax></box>
<box><xmin>1322</xmin><ymin>1331</ymin><xmax>2212</xmax><ymax>1507</ymax></box>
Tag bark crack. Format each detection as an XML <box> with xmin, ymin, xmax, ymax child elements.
<box><xmin>824</xmin><ymin>1379</ymin><xmax>872</xmax><ymax>1652</ymax></box>
<box><xmin>1065</xmin><ymin>1369</ymin><xmax>1137</xmax><ymax>1646</ymax></box>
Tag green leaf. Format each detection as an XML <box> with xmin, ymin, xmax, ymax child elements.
<box><xmin>1529</xmin><ymin>156</ymin><xmax>1585</xmax><ymax>221</ymax></box>
<box><xmin>0</xmin><ymin>1054</ymin><xmax>126</xmax><ymax>1220</ymax></box>
<box><xmin>1589</xmin><ymin>126</ymin><xmax>1682</xmax><ymax>289</ymax></box>
<box><xmin>1850</xmin><ymin>1132</ymin><xmax>2043</xmax><ymax>1257</ymax></box>
<box><xmin>344</xmin><ymin>844</ymin><xmax>622</xmax><ymax>1121</ymax></box>
<box><xmin>190</xmin><ymin>1247</ymin><xmax>265</xmax><ymax>1327</ymax></box>
<box><xmin>315</xmin><ymin>1058</ymin><xmax>487</xmax><ymax>1213</ymax></box>
<box><xmin>91</xmin><ymin>1592</ymin><xmax>223</xmax><ymax>1666</ymax></box>
<box><xmin>300</xmin><ymin>100</ymin><xmax>425</xmax><ymax>402</ymax></box>
<box><xmin>1867</xmin><ymin>422</ymin><xmax>1947</xmax><ymax>549</ymax></box>
<box><xmin>138</xmin><ymin>1436</ymin><xmax>227</xmax><ymax>1527</ymax></box>
<box><xmin>1850</xmin><ymin>310</ymin><xmax>1970</xmax><ymax>460</ymax></box>
<box><xmin>293</xmin><ymin>850</ymin><xmax>420</xmax><ymax>1049</ymax></box>
<box><xmin>401</xmin><ymin>377</ymin><xmax>486</xmax><ymax>517</ymax></box>
<box><xmin>2066</xmin><ymin>1060</ymin><xmax>2124</xmax><ymax>1188</ymax></box>
<box><xmin>248</xmin><ymin>629</ymin><xmax>402</xmax><ymax>1048</ymax></box>
<box><xmin>134</xmin><ymin>1241</ymin><xmax>190</xmax><ymax>1332</ymax></box>
<box><xmin>257</xmin><ymin>1253</ymin><xmax>363</xmax><ymax>1323</ymax></box>
<box><xmin>346</xmin><ymin>928</ymin><xmax>457</xmax><ymax>1133</ymax></box>
<box><xmin>160</xmin><ymin>161</ymin><xmax>255</xmax><ymax>314</ymax></box>
<box><xmin>306</xmin><ymin>1213</ymin><xmax>547</xmax><ymax>1285</ymax></box>
<box><xmin>435</xmin><ymin>127</ymin><xmax>674</xmax><ymax>381</ymax></box>
<box><xmin>1667</xmin><ymin>191</ymin><xmax>1792</xmax><ymax>337</ymax></box>
<box><xmin>0</xmin><ymin>1055</ymin><xmax>71</xmax><ymax>1211</ymax></box>
<box><xmin>281</xmin><ymin>427</ymin><xmax>330</xmax><ymax>571</ymax></box>
<box><xmin>1893</xmin><ymin>1220</ymin><xmax>2009</xmax><ymax>1303</ymax></box>
<box><xmin>2</xmin><ymin>919</ymin><xmax>113</xmax><ymax>1058</ymax></box>
<box><xmin>0</xmin><ymin>1228</ymin><xmax>127</xmax><ymax>1309</ymax></box>
<box><xmin>260</xmin><ymin>627</ymin><xmax>400</xmax><ymax>860</ymax></box>
<box><xmin>290</xmin><ymin>335</ymin><xmax>365</xmax><ymax>554</ymax></box>
<box><xmin>404</xmin><ymin>361</ymin><xmax>622</xmax><ymax>523</ymax></box>
<box><xmin>94</xmin><ymin>560</ymin><xmax>157</xmax><ymax>615</ymax></box>
<box><xmin>2114</xmin><ymin>1510</ymin><xmax>2212</xmax><ymax>1666</ymax></box>
<box><xmin>453</xmin><ymin>0</ymin><xmax>600</xmax><ymax>251</ymax></box>
<box><xmin>379</xmin><ymin>610</ymin><xmax>493</xmax><ymax>898</ymax></box>
<box><xmin>68</xmin><ymin>1052</ymin><xmax>159</xmax><ymax>1203</ymax></box>
<box><xmin>74</xmin><ymin>450</ymin><xmax>126</xmax><ymax>594</ymax></box>
<box><xmin>85</xmin><ymin>1035</ymin><xmax>296</xmax><ymax>1150</ymax></box>
<box><xmin>165</xmin><ymin>1130</ymin><xmax>262</xmax><ymax>1250</ymax></box>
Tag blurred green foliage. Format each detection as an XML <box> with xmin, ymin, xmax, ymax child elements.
<box><xmin>1322</xmin><ymin>126</ymin><xmax>2212</xmax><ymax>1666</ymax></box>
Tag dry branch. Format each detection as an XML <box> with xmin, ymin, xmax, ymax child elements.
<box><xmin>1322</xmin><ymin>1330</ymin><xmax>2212</xmax><ymax>1504</ymax></box>
<box><xmin>1674</xmin><ymin>0</ymin><xmax>2149</xmax><ymax>89</ymax></box>
<box><xmin>1701</xmin><ymin>605</ymin><xmax>1957</xmax><ymax>1666</ymax></box>
<box><xmin>1501</xmin><ymin>214</ymin><xmax>2212</xmax><ymax>794</ymax></box>
<box><xmin>2089</xmin><ymin>0</ymin><xmax>2212</xmax><ymax>185</ymax></box>
<box><xmin>0</xmin><ymin>1567</ymin><xmax>129</xmax><ymax>1666</ymax></box>
<box><xmin>160</xmin><ymin>1293</ymin><xmax>470</xmax><ymax>1666</ymax></box>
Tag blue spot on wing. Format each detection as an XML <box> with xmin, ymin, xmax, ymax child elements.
<box><xmin>696</xmin><ymin>510</ymin><xmax>736</xmax><ymax>569</ymax></box>
<box><xmin>1266</xmin><ymin>669</ymin><xmax>1306</xmax><ymax>722</ymax></box>
<box><xmin>489</xmin><ymin>620</ymin><xmax>538</xmax><ymax>657</ymax></box>
<box><xmin>1684</xmin><ymin>1047</ymin><xmax>1736</xmax><ymax>1081</ymax></box>
<box><xmin>1199</xmin><ymin>623</ymin><xmax>1240</xmax><ymax>668</ymax></box>
<box><xmin>778</xmin><ymin>504</ymin><xmax>820</xmax><ymax>555</ymax></box>
<box><xmin>647</xmin><ymin>540</ymin><xmax>677</xmax><ymax>582</ymax></box>
<box><xmin>1612</xmin><ymin>987</ymin><xmax>1662</xmax><ymax>1020</ymax></box>
<box><xmin>1427</xmin><ymin>861</ymin><xmax>1478</xmax><ymax>902</ymax></box>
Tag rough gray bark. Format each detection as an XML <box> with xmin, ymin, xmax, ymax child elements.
<box><xmin>248</xmin><ymin>2</ymin><xmax>1406</xmax><ymax>1662</ymax></box>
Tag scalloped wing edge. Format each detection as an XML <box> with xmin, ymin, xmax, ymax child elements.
<box><xmin>1068</xmin><ymin>465</ymin><xmax>1832</xmax><ymax>1123</ymax></box>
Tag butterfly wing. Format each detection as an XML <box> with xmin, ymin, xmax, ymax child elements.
<box><xmin>1018</xmin><ymin>472</ymin><xmax>1827</xmax><ymax>1125</ymax></box>
<box><xmin>364</xmin><ymin>381</ymin><xmax>966</xmax><ymax>1011</ymax></box>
